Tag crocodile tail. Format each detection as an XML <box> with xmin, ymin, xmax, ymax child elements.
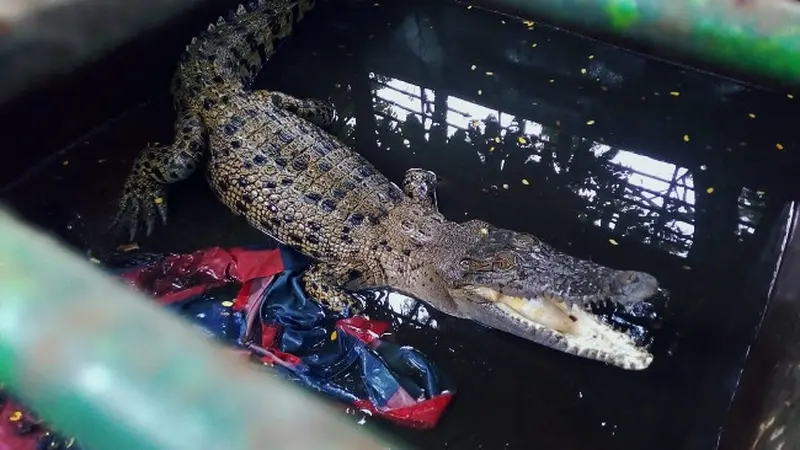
<box><xmin>173</xmin><ymin>0</ymin><xmax>316</xmax><ymax>105</ymax></box>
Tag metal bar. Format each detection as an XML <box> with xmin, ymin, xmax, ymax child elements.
<box><xmin>0</xmin><ymin>208</ymin><xmax>399</xmax><ymax>450</ymax></box>
<box><xmin>463</xmin><ymin>0</ymin><xmax>800</xmax><ymax>87</ymax></box>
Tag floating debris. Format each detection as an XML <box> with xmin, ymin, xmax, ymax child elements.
<box><xmin>221</xmin><ymin>300</ymin><xmax>234</xmax><ymax>307</ymax></box>
<box><xmin>531</xmin><ymin>43</ymin><xmax>538</xmax><ymax>48</ymax></box>
<box><xmin>521</xmin><ymin>179</ymin><xmax>530</xmax><ymax>185</ymax></box>
<box><xmin>485</xmin><ymin>71</ymin><xmax>494</xmax><ymax>76</ymax></box>
<box><xmin>789</xmin><ymin>93</ymin><xmax>794</xmax><ymax>99</ymax></box>
<box><xmin>477</xmin><ymin>89</ymin><xmax>482</xmax><ymax>95</ymax></box>
<box><xmin>588</xmin><ymin>54</ymin><xmax>594</xmax><ymax>59</ymax></box>
<box><xmin>117</xmin><ymin>243</ymin><xmax>140</xmax><ymax>252</ymax></box>
<box><xmin>748</xmin><ymin>113</ymin><xmax>756</xmax><ymax>119</ymax></box>
<box><xmin>706</xmin><ymin>187</ymin><xmax>715</xmax><ymax>194</ymax></box>
<box><xmin>586</xmin><ymin>119</ymin><xmax>595</xmax><ymax>125</ymax></box>
<box><xmin>609</xmin><ymin>239</ymin><xmax>619</xmax><ymax>246</ymax></box>
<box><xmin>683</xmin><ymin>134</ymin><xmax>690</xmax><ymax>142</ymax></box>
<box><xmin>502</xmin><ymin>184</ymin><xmax>509</xmax><ymax>190</ymax></box>
<box><xmin>670</xmin><ymin>91</ymin><xmax>680</xmax><ymax>96</ymax></box>
<box><xmin>470</xmin><ymin>64</ymin><xmax>477</xmax><ymax>70</ymax></box>
<box><xmin>489</xmin><ymin>146</ymin><xmax>496</xmax><ymax>152</ymax></box>
<box><xmin>549</xmin><ymin>79</ymin><xmax>554</xmax><ymax>83</ymax></box>
<box><xmin>777</xmin><ymin>143</ymin><xmax>785</xmax><ymax>151</ymax></box>
<box><xmin>580</xmin><ymin>68</ymin><xmax>587</xmax><ymax>74</ymax></box>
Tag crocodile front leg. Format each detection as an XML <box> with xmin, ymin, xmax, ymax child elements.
<box><xmin>251</xmin><ymin>90</ymin><xmax>336</xmax><ymax>129</ymax></box>
<box><xmin>302</xmin><ymin>262</ymin><xmax>373</xmax><ymax>315</ymax></box>
<box><xmin>111</xmin><ymin>110</ymin><xmax>206</xmax><ymax>240</ymax></box>
<box><xmin>402</xmin><ymin>168</ymin><xmax>439</xmax><ymax>210</ymax></box>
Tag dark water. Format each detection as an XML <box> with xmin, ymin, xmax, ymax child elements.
<box><xmin>3</xmin><ymin>1</ymin><xmax>800</xmax><ymax>449</ymax></box>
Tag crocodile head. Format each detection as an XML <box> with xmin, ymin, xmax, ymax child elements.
<box><xmin>440</xmin><ymin>221</ymin><xmax>659</xmax><ymax>370</ymax></box>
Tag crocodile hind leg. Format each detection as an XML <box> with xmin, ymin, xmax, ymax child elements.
<box><xmin>251</xmin><ymin>90</ymin><xmax>337</xmax><ymax>129</ymax></box>
<box><xmin>301</xmin><ymin>262</ymin><xmax>372</xmax><ymax>315</ymax></box>
<box><xmin>402</xmin><ymin>168</ymin><xmax>439</xmax><ymax>210</ymax></box>
<box><xmin>111</xmin><ymin>110</ymin><xmax>206</xmax><ymax>241</ymax></box>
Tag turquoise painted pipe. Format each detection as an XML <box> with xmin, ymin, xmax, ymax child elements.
<box><xmin>0</xmin><ymin>209</ymin><xmax>398</xmax><ymax>450</ymax></box>
<box><xmin>467</xmin><ymin>0</ymin><xmax>800</xmax><ymax>86</ymax></box>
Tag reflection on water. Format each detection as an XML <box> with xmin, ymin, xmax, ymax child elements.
<box><xmin>368</xmin><ymin>73</ymin><xmax>765</xmax><ymax>259</ymax></box>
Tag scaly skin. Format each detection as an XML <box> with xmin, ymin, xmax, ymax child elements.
<box><xmin>112</xmin><ymin>0</ymin><xmax>661</xmax><ymax>370</ymax></box>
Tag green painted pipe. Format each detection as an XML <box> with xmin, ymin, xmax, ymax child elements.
<box><xmin>0</xmin><ymin>209</ymin><xmax>399</xmax><ymax>450</ymax></box>
<box><xmin>466</xmin><ymin>0</ymin><xmax>800</xmax><ymax>86</ymax></box>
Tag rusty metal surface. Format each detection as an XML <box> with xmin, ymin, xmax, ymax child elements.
<box><xmin>0</xmin><ymin>208</ymin><xmax>399</xmax><ymax>450</ymax></box>
<box><xmin>720</xmin><ymin>202</ymin><xmax>800</xmax><ymax>450</ymax></box>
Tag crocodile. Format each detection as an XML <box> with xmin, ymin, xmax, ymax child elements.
<box><xmin>111</xmin><ymin>0</ymin><xmax>660</xmax><ymax>370</ymax></box>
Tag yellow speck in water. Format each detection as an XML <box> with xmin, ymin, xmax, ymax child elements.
<box><xmin>609</xmin><ymin>239</ymin><xmax>619</xmax><ymax>246</ymax></box>
<box><xmin>495</xmin><ymin>137</ymin><xmax>501</xmax><ymax>143</ymax></box>
<box><xmin>523</xmin><ymin>20</ymin><xmax>535</xmax><ymax>27</ymax></box>
<box><xmin>331</xmin><ymin>331</ymin><xmax>338</xmax><ymax>340</ymax></box>
<box><xmin>521</xmin><ymin>179</ymin><xmax>530</xmax><ymax>185</ymax></box>
<box><xmin>9</xmin><ymin>412</ymin><xmax>22</xmax><ymax>422</ymax></box>
<box><xmin>154</xmin><ymin>197</ymin><xmax>164</xmax><ymax>205</ymax></box>
<box><xmin>485</xmin><ymin>71</ymin><xmax>494</xmax><ymax>76</ymax></box>
<box><xmin>480</xmin><ymin>227</ymin><xmax>489</xmax><ymax>235</ymax></box>
<box><xmin>221</xmin><ymin>300</ymin><xmax>234</xmax><ymax>307</ymax></box>
<box><xmin>580</xmin><ymin>68</ymin><xmax>587</xmax><ymax>74</ymax></box>
<box><xmin>477</xmin><ymin>89</ymin><xmax>482</xmax><ymax>95</ymax></box>
<box><xmin>470</xmin><ymin>64</ymin><xmax>476</xmax><ymax>70</ymax></box>
<box><xmin>489</xmin><ymin>146</ymin><xmax>495</xmax><ymax>152</ymax></box>
<box><xmin>777</xmin><ymin>143</ymin><xmax>785</xmax><ymax>150</ymax></box>
<box><xmin>89</xmin><ymin>257</ymin><xmax>101</xmax><ymax>264</ymax></box>
<box><xmin>117</xmin><ymin>243</ymin><xmax>140</xmax><ymax>252</ymax></box>
<box><xmin>531</xmin><ymin>43</ymin><xmax>538</xmax><ymax>48</ymax></box>
<box><xmin>748</xmin><ymin>113</ymin><xmax>756</xmax><ymax>119</ymax></box>
<box><xmin>683</xmin><ymin>134</ymin><xmax>690</xmax><ymax>142</ymax></box>
<box><xmin>706</xmin><ymin>187</ymin><xmax>715</xmax><ymax>194</ymax></box>
<box><xmin>588</xmin><ymin>54</ymin><xmax>595</xmax><ymax>59</ymax></box>
<box><xmin>670</xmin><ymin>91</ymin><xmax>680</xmax><ymax>96</ymax></box>
<box><xmin>502</xmin><ymin>184</ymin><xmax>509</xmax><ymax>190</ymax></box>
<box><xmin>517</xmin><ymin>137</ymin><xmax>526</xmax><ymax>144</ymax></box>
<box><xmin>549</xmin><ymin>79</ymin><xmax>554</xmax><ymax>83</ymax></box>
<box><xmin>586</xmin><ymin>120</ymin><xmax>595</xmax><ymax>125</ymax></box>
<box><xmin>788</xmin><ymin>93</ymin><xmax>794</xmax><ymax>99</ymax></box>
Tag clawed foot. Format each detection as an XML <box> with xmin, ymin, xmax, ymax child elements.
<box><xmin>110</xmin><ymin>175</ymin><xmax>168</xmax><ymax>242</ymax></box>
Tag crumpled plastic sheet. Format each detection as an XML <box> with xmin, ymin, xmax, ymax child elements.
<box><xmin>0</xmin><ymin>245</ymin><xmax>455</xmax><ymax>449</ymax></box>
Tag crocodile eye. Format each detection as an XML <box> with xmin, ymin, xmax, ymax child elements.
<box><xmin>492</xmin><ymin>253</ymin><xmax>515</xmax><ymax>271</ymax></box>
<box><xmin>459</xmin><ymin>258</ymin><xmax>472</xmax><ymax>269</ymax></box>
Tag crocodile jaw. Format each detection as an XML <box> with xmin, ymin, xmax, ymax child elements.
<box><xmin>460</xmin><ymin>287</ymin><xmax>653</xmax><ymax>370</ymax></box>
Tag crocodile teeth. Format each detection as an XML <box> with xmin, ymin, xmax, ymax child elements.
<box><xmin>236</xmin><ymin>4</ymin><xmax>247</xmax><ymax>15</ymax></box>
<box><xmin>216</xmin><ymin>16</ymin><xmax>225</xmax><ymax>25</ymax></box>
<box><xmin>207</xmin><ymin>23</ymin><xmax>216</xmax><ymax>32</ymax></box>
